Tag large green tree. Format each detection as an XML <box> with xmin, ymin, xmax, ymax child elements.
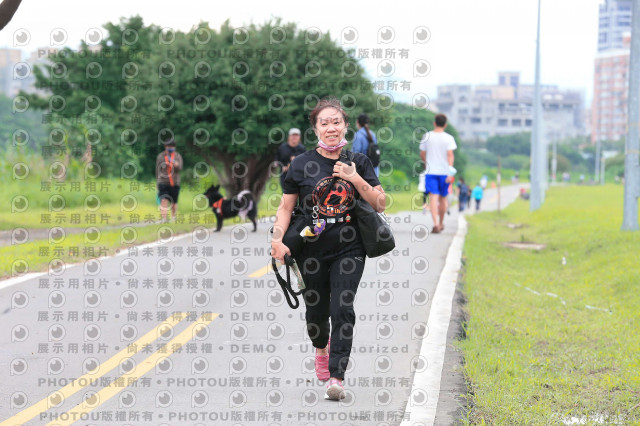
<box><xmin>0</xmin><ymin>93</ymin><xmax>46</xmax><ymax>151</ymax></box>
<box><xmin>133</xmin><ymin>19</ymin><xmax>384</xmax><ymax>197</ymax></box>
<box><xmin>22</xmin><ymin>16</ymin><xmax>161</xmax><ymax>178</ymax></box>
<box><xmin>25</xmin><ymin>17</ymin><xmax>386</xmax><ymax>199</ymax></box>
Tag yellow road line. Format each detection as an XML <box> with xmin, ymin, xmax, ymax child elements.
<box><xmin>249</xmin><ymin>262</ymin><xmax>272</xmax><ymax>277</ymax></box>
<box><xmin>46</xmin><ymin>313</ymin><xmax>219</xmax><ymax>426</ymax></box>
<box><xmin>0</xmin><ymin>313</ymin><xmax>189</xmax><ymax>426</ymax></box>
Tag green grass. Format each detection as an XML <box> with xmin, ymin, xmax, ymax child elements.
<box><xmin>459</xmin><ymin>185</ymin><xmax>640</xmax><ymax>424</ymax></box>
<box><xmin>1</xmin><ymin>178</ymin><xmax>212</xmax><ymax>230</ymax></box>
<box><xmin>3</xmin><ymin>173</ymin><xmax>428</xmax><ymax>231</ymax></box>
<box><xmin>2</xmin><ymin>221</ymin><xmax>208</xmax><ymax>279</ymax></box>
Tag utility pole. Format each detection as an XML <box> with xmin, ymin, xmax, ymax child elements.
<box><xmin>497</xmin><ymin>156</ymin><xmax>501</xmax><ymax>212</ymax></box>
<box><xmin>622</xmin><ymin>0</ymin><xmax>640</xmax><ymax>230</ymax></box>
<box><xmin>530</xmin><ymin>0</ymin><xmax>544</xmax><ymax>211</ymax></box>
<box><xmin>542</xmin><ymin>124</ymin><xmax>548</xmax><ymax>194</ymax></box>
<box><xmin>552</xmin><ymin>136</ymin><xmax>557</xmax><ymax>184</ymax></box>
<box><xmin>595</xmin><ymin>138</ymin><xmax>601</xmax><ymax>182</ymax></box>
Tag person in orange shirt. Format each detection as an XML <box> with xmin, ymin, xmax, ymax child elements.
<box><xmin>156</xmin><ymin>139</ymin><xmax>183</xmax><ymax>223</ymax></box>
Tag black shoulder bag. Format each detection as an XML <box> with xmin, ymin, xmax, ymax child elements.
<box><xmin>346</xmin><ymin>151</ymin><xmax>396</xmax><ymax>258</ymax></box>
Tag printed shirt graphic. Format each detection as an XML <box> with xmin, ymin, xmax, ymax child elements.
<box><xmin>312</xmin><ymin>176</ymin><xmax>355</xmax><ymax>217</ymax></box>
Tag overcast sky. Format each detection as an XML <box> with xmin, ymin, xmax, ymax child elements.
<box><xmin>0</xmin><ymin>0</ymin><xmax>601</xmax><ymax>106</ymax></box>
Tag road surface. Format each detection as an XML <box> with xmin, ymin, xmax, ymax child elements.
<box><xmin>0</xmin><ymin>184</ymin><xmax>525</xmax><ymax>426</ymax></box>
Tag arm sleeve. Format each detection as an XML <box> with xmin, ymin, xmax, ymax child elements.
<box><xmin>447</xmin><ymin>135</ymin><xmax>458</xmax><ymax>151</ymax></box>
<box><xmin>156</xmin><ymin>154</ymin><xmax>164</xmax><ymax>179</ymax></box>
<box><xmin>275</xmin><ymin>145</ymin><xmax>284</xmax><ymax>165</ymax></box>
<box><xmin>173</xmin><ymin>153</ymin><xmax>183</xmax><ymax>172</ymax></box>
<box><xmin>419</xmin><ymin>136</ymin><xmax>427</xmax><ymax>152</ymax></box>
<box><xmin>282</xmin><ymin>156</ymin><xmax>300</xmax><ymax>194</ymax></box>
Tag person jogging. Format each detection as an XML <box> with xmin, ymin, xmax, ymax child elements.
<box><xmin>270</xmin><ymin>97</ymin><xmax>385</xmax><ymax>401</ymax></box>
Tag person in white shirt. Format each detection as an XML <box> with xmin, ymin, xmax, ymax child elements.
<box><xmin>419</xmin><ymin>114</ymin><xmax>457</xmax><ymax>233</ymax></box>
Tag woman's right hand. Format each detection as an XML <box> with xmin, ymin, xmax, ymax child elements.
<box><xmin>271</xmin><ymin>241</ymin><xmax>291</xmax><ymax>264</ymax></box>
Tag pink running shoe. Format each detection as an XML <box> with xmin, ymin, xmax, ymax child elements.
<box><xmin>325</xmin><ymin>378</ymin><xmax>345</xmax><ymax>400</ymax></box>
<box><xmin>315</xmin><ymin>340</ymin><xmax>330</xmax><ymax>381</ymax></box>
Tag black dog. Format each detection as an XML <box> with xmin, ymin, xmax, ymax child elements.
<box><xmin>204</xmin><ymin>185</ymin><xmax>258</xmax><ymax>232</ymax></box>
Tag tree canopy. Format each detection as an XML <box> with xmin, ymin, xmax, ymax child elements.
<box><xmin>23</xmin><ymin>16</ymin><xmax>388</xmax><ymax>198</ymax></box>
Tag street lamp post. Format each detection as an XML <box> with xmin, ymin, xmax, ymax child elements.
<box><xmin>530</xmin><ymin>0</ymin><xmax>544</xmax><ymax>211</ymax></box>
<box><xmin>622</xmin><ymin>0</ymin><xmax>640</xmax><ymax>230</ymax></box>
<box><xmin>595</xmin><ymin>138</ymin><xmax>601</xmax><ymax>182</ymax></box>
<box><xmin>552</xmin><ymin>135</ymin><xmax>557</xmax><ymax>184</ymax></box>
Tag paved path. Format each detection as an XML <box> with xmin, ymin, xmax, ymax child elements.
<box><xmin>0</xmin><ymin>220</ymin><xmax>169</xmax><ymax>248</ymax></box>
<box><xmin>0</xmin><ymin>185</ymin><xmax>526</xmax><ymax>426</ymax></box>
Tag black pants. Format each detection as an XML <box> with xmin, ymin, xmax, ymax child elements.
<box><xmin>459</xmin><ymin>196</ymin><xmax>468</xmax><ymax>212</ymax></box>
<box><xmin>475</xmin><ymin>198</ymin><xmax>481</xmax><ymax>211</ymax></box>
<box><xmin>298</xmin><ymin>252</ymin><xmax>365</xmax><ymax>380</ymax></box>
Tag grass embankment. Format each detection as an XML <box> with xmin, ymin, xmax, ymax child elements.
<box><xmin>459</xmin><ymin>185</ymin><xmax>640</xmax><ymax>424</ymax></box>
<box><xmin>1</xmin><ymin>176</ymin><xmax>421</xmax><ymax>278</ymax></box>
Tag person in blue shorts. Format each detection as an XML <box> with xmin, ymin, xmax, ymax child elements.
<box><xmin>419</xmin><ymin>114</ymin><xmax>457</xmax><ymax>233</ymax></box>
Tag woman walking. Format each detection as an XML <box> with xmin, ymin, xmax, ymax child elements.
<box><xmin>270</xmin><ymin>97</ymin><xmax>386</xmax><ymax>400</ymax></box>
<box><xmin>352</xmin><ymin>113</ymin><xmax>379</xmax><ymax>177</ymax></box>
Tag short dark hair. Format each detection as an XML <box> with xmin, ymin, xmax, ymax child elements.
<box><xmin>434</xmin><ymin>114</ymin><xmax>447</xmax><ymax>127</ymax></box>
<box><xmin>309</xmin><ymin>97</ymin><xmax>349</xmax><ymax>129</ymax></box>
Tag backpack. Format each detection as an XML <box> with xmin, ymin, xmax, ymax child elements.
<box><xmin>459</xmin><ymin>183</ymin><xmax>469</xmax><ymax>197</ymax></box>
<box><xmin>367</xmin><ymin>140</ymin><xmax>380</xmax><ymax>168</ymax></box>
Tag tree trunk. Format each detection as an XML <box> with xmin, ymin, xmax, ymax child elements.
<box><xmin>81</xmin><ymin>143</ymin><xmax>93</xmax><ymax>164</ymax></box>
<box><xmin>196</xmin><ymin>146</ymin><xmax>276</xmax><ymax>203</ymax></box>
<box><xmin>248</xmin><ymin>155</ymin><xmax>276</xmax><ymax>199</ymax></box>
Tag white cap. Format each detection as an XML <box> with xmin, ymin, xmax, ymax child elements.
<box><xmin>289</xmin><ymin>128</ymin><xmax>301</xmax><ymax>135</ymax></box>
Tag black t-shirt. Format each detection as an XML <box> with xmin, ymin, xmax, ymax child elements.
<box><xmin>283</xmin><ymin>149</ymin><xmax>381</xmax><ymax>257</ymax></box>
<box><xmin>276</xmin><ymin>143</ymin><xmax>306</xmax><ymax>168</ymax></box>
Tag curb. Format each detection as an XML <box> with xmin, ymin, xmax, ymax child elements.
<box><xmin>400</xmin><ymin>213</ymin><xmax>469</xmax><ymax>426</ymax></box>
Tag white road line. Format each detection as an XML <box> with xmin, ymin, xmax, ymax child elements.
<box><xmin>400</xmin><ymin>213</ymin><xmax>468</xmax><ymax>426</ymax></box>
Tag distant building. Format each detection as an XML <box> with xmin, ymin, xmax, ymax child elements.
<box><xmin>598</xmin><ymin>0</ymin><xmax>632</xmax><ymax>52</ymax></box>
<box><xmin>591</xmin><ymin>32</ymin><xmax>630</xmax><ymax>143</ymax></box>
<box><xmin>0</xmin><ymin>48</ymin><xmax>23</xmax><ymax>97</ymax></box>
<box><xmin>434</xmin><ymin>71</ymin><xmax>584</xmax><ymax>143</ymax></box>
<box><xmin>591</xmin><ymin>0</ymin><xmax>634</xmax><ymax>144</ymax></box>
<box><xmin>0</xmin><ymin>47</ymin><xmax>21</xmax><ymax>67</ymax></box>
<box><xmin>0</xmin><ymin>48</ymin><xmax>59</xmax><ymax>98</ymax></box>
<box><xmin>22</xmin><ymin>49</ymin><xmax>56</xmax><ymax>96</ymax></box>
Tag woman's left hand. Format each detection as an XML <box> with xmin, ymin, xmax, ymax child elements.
<box><xmin>333</xmin><ymin>161</ymin><xmax>359</xmax><ymax>182</ymax></box>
